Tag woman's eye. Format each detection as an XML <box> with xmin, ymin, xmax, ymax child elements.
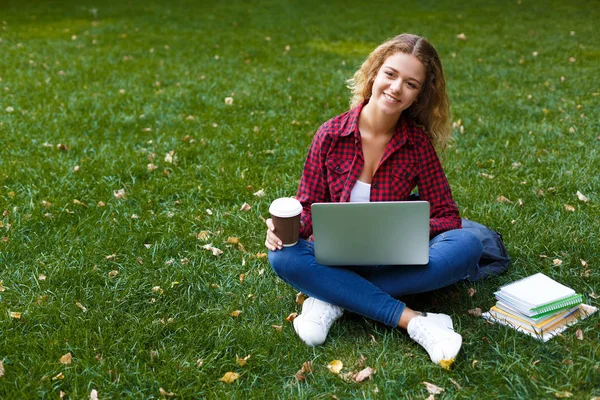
<box><xmin>407</xmin><ymin>82</ymin><xmax>417</xmax><ymax>89</ymax></box>
<box><xmin>385</xmin><ymin>71</ymin><xmax>394</xmax><ymax>77</ymax></box>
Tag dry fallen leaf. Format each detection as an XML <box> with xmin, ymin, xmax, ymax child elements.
<box><xmin>202</xmin><ymin>244</ymin><xmax>223</xmax><ymax>256</ymax></box>
<box><xmin>296</xmin><ymin>292</ymin><xmax>307</xmax><ymax>305</ymax></box>
<box><xmin>468</xmin><ymin>288</ymin><xmax>477</xmax><ymax>297</ymax></box>
<box><xmin>286</xmin><ymin>312</ymin><xmax>298</xmax><ymax>322</ymax></box>
<box><xmin>0</xmin><ymin>281</ymin><xmax>6</xmax><ymax>292</ymax></box>
<box><xmin>226</xmin><ymin>236</ymin><xmax>239</xmax><ymax>244</ymax></box>
<box><xmin>38</xmin><ymin>274</ymin><xmax>47</xmax><ymax>281</ymax></box>
<box><xmin>108</xmin><ymin>270</ymin><xmax>119</xmax><ymax>278</ymax></box>
<box><xmin>580</xmin><ymin>259</ymin><xmax>588</xmax><ymax>268</ymax></box>
<box><xmin>159</xmin><ymin>388</ymin><xmax>175</xmax><ymax>397</ymax></box>
<box><xmin>0</xmin><ymin>359</ymin><xmax>4</xmax><ymax>377</ymax></box>
<box><xmin>60</xmin><ymin>353</ymin><xmax>72</xmax><ymax>365</ymax></box>
<box><xmin>253</xmin><ymin>189</ymin><xmax>265</xmax><ymax>197</ymax></box>
<box><xmin>152</xmin><ymin>286</ymin><xmax>164</xmax><ymax>295</ymax></box>
<box><xmin>9</xmin><ymin>311</ymin><xmax>22</xmax><ymax>319</ymax></box>
<box><xmin>76</xmin><ymin>302</ymin><xmax>87</xmax><ymax>312</ymax></box>
<box><xmin>230</xmin><ymin>310</ymin><xmax>242</xmax><ymax>318</ymax></box>
<box><xmin>90</xmin><ymin>389</ymin><xmax>99</xmax><ymax>400</ymax></box>
<box><xmin>468</xmin><ymin>308</ymin><xmax>482</xmax><ymax>317</ymax></box>
<box><xmin>327</xmin><ymin>360</ymin><xmax>343</xmax><ymax>375</ymax></box>
<box><xmin>113</xmin><ymin>189</ymin><xmax>126</xmax><ymax>199</ymax></box>
<box><xmin>497</xmin><ymin>195</ymin><xmax>512</xmax><ymax>204</ymax></box>
<box><xmin>147</xmin><ymin>163</ymin><xmax>158</xmax><ymax>171</ymax></box>
<box><xmin>220</xmin><ymin>372</ymin><xmax>240</xmax><ymax>384</ymax></box>
<box><xmin>197</xmin><ymin>231</ymin><xmax>210</xmax><ymax>240</ymax></box>
<box><xmin>164</xmin><ymin>151</ymin><xmax>176</xmax><ymax>164</ymax></box>
<box><xmin>255</xmin><ymin>252</ymin><xmax>267</xmax><ymax>258</ymax></box>
<box><xmin>239</xmin><ymin>273</ymin><xmax>245</xmax><ymax>284</ymax></box>
<box><xmin>224</xmin><ymin>97</ymin><xmax>234</xmax><ymax>105</ymax></box>
<box><xmin>564</xmin><ymin>204</ymin><xmax>575</xmax><ymax>212</ymax></box>
<box><xmin>240</xmin><ymin>202</ymin><xmax>251</xmax><ymax>212</ymax></box>
<box><xmin>354</xmin><ymin>367</ymin><xmax>375</xmax><ymax>383</ymax></box>
<box><xmin>480</xmin><ymin>173</ymin><xmax>494</xmax><ymax>179</ymax></box>
<box><xmin>295</xmin><ymin>360</ymin><xmax>313</xmax><ymax>381</ymax></box>
<box><xmin>575</xmin><ymin>329</ymin><xmax>584</xmax><ymax>340</ymax></box>
<box><xmin>271</xmin><ymin>324</ymin><xmax>283</xmax><ymax>331</ymax></box>
<box><xmin>422</xmin><ymin>381</ymin><xmax>445</xmax><ymax>395</ymax></box>
<box><xmin>456</xmin><ymin>33</ymin><xmax>467</xmax><ymax>40</ymax></box>
<box><xmin>576</xmin><ymin>191</ymin><xmax>589</xmax><ymax>202</ymax></box>
<box><xmin>554</xmin><ymin>391</ymin><xmax>573</xmax><ymax>398</ymax></box>
<box><xmin>236</xmin><ymin>354</ymin><xmax>251</xmax><ymax>367</ymax></box>
<box><xmin>52</xmin><ymin>372</ymin><xmax>65</xmax><ymax>381</ymax></box>
<box><xmin>553</xmin><ymin>259</ymin><xmax>563</xmax><ymax>267</ymax></box>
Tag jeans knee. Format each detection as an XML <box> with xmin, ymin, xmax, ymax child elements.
<box><xmin>459</xmin><ymin>229</ymin><xmax>483</xmax><ymax>262</ymax></box>
<box><xmin>268</xmin><ymin>249</ymin><xmax>295</xmax><ymax>280</ymax></box>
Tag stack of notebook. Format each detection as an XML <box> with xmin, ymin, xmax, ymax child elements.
<box><xmin>483</xmin><ymin>272</ymin><xmax>597</xmax><ymax>341</ymax></box>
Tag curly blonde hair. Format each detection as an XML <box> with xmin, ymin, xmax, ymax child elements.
<box><xmin>347</xmin><ymin>34</ymin><xmax>451</xmax><ymax>149</ymax></box>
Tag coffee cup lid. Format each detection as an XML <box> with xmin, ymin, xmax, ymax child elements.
<box><xmin>269</xmin><ymin>197</ymin><xmax>302</xmax><ymax>218</ymax></box>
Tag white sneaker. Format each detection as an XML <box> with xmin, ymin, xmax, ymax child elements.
<box><xmin>407</xmin><ymin>315</ymin><xmax>462</xmax><ymax>369</ymax></box>
<box><xmin>293</xmin><ymin>297</ymin><xmax>343</xmax><ymax>347</ymax></box>
<box><xmin>425</xmin><ymin>312</ymin><xmax>454</xmax><ymax>330</ymax></box>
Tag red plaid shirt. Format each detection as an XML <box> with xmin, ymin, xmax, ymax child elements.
<box><xmin>297</xmin><ymin>102</ymin><xmax>461</xmax><ymax>239</ymax></box>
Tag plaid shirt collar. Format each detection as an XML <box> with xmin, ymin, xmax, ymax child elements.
<box><xmin>343</xmin><ymin>101</ymin><xmax>415</xmax><ymax>148</ymax></box>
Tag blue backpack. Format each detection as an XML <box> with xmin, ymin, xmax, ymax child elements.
<box><xmin>461</xmin><ymin>218</ymin><xmax>511</xmax><ymax>281</ymax></box>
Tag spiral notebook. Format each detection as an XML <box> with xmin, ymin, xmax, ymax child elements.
<box><xmin>494</xmin><ymin>273</ymin><xmax>584</xmax><ymax>317</ymax></box>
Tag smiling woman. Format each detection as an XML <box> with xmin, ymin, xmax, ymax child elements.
<box><xmin>265</xmin><ymin>33</ymin><xmax>483</xmax><ymax>369</ymax></box>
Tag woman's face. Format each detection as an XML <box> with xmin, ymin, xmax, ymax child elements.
<box><xmin>369</xmin><ymin>52</ymin><xmax>426</xmax><ymax>116</ymax></box>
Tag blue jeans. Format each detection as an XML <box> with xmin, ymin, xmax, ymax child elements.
<box><xmin>268</xmin><ymin>229</ymin><xmax>483</xmax><ymax>327</ymax></box>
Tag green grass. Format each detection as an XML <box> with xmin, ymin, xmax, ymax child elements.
<box><xmin>1</xmin><ymin>0</ymin><xmax>599</xmax><ymax>398</ymax></box>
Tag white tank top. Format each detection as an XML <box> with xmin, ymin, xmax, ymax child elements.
<box><xmin>350</xmin><ymin>179</ymin><xmax>371</xmax><ymax>202</ymax></box>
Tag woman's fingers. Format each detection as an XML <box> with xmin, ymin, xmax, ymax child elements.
<box><xmin>265</xmin><ymin>218</ymin><xmax>283</xmax><ymax>250</ymax></box>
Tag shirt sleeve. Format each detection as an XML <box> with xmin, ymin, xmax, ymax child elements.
<box><xmin>415</xmin><ymin>136</ymin><xmax>462</xmax><ymax>237</ymax></box>
<box><xmin>296</xmin><ymin>125</ymin><xmax>331</xmax><ymax>239</ymax></box>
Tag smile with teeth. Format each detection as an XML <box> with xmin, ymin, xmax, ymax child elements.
<box><xmin>384</xmin><ymin>92</ymin><xmax>400</xmax><ymax>103</ymax></box>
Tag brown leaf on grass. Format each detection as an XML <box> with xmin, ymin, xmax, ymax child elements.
<box><xmin>286</xmin><ymin>312</ymin><xmax>298</xmax><ymax>322</ymax></box>
<box><xmin>327</xmin><ymin>360</ymin><xmax>343</xmax><ymax>375</ymax></box>
<box><xmin>197</xmin><ymin>231</ymin><xmax>211</xmax><ymax>240</ymax></box>
<box><xmin>0</xmin><ymin>359</ymin><xmax>4</xmax><ymax>377</ymax></box>
<box><xmin>575</xmin><ymin>329</ymin><xmax>584</xmax><ymax>340</ymax></box>
<box><xmin>60</xmin><ymin>353</ymin><xmax>72</xmax><ymax>365</ymax></box>
<box><xmin>564</xmin><ymin>204</ymin><xmax>575</xmax><ymax>212</ymax></box>
<box><xmin>518</xmin><ymin>199</ymin><xmax>524</xmax><ymax>206</ymax></box>
<box><xmin>239</xmin><ymin>273</ymin><xmax>245</xmax><ymax>284</ymax></box>
<box><xmin>147</xmin><ymin>163</ymin><xmax>158</xmax><ymax>171</ymax></box>
<box><xmin>456</xmin><ymin>33</ymin><xmax>467</xmax><ymax>40</ymax></box>
<box><xmin>75</xmin><ymin>302</ymin><xmax>87</xmax><ymax>312</ymax></box>
<box><xmin>255</xmin><ymin>252</ymin><xmax>267</xmax><ymax>258</ymax></box>
<box><xmin>226</xmin><ymin>236</ymin><xmax>239</xmax><ymax>244</ymax></box>
<box><xmin>354</xmin><ymin>367</ymin><xmax>375</xmax><ymax>382</ymax></box>
<box><xmin>553</xmin><ymin>259</ymin><xmax>563</xmax><ymax>267</ymax></box>
<box><xmin>38</xmin><ymin>274</ymin><xmax>47</xmax><ymax>281</ymax></box>
<box><xmin>480</xmin><ymin>173</ymin><xmax>494</xmax><ymax>179</ymax></box>
<box><xmin>472</xmin><ymin>360</ymin><xmax>479</xmax><ymax>368</ymax></box>
<box><xmin>554</xmin><ymin>391</ymin><xmax>573</xmax><ymax>398</ymax></box>
<box><xmin>164</xmin><ymin>151</ymin><xmax>176</xmax><ymax>164</ymax></box>
<box><xmin>422</xmin><ymin>381</ymin><xmax>445</xmax><ymax>394</ymax></box>
<box><xmin>468</xmin><ymin>287</ymin><xmax>477</xmax><ymax>297</ymax></box>
<box><xmin>105</xmin><ymin>253</ymin><xmax>117</xmax><ymax>261</ymax></box>
<box><xmin>52</xmin><ymin>372</ymin><xmax>65</xmax><ymax>381</ymax></box>
<box><xmin>202</xmin><ymin>244</ymin><xmax>223</xmax><ymax>256</ymax></box>
<box><xmin>468</xmin><ymin>308</ymin><xmax>482</xmax><ymax>317</ymax></box>
<box><xmin>580</xmin><ymin>259</ymin><xmax>588</xmax><ymax>268</ymax></box>
<box><xmin>10</xmin><ymin>311</ymin><xmax>22</xmax><ymax>319</ymax></box>
<box><xmin>449</xmin><ymin>378</ymin><xmax>462</xmax><ymax>390</ymax></box>
<box><xmin>220</xmin><ymin>371</ymin><xmax>240</xmax><ymax>384</ymax></box>
<box><xmin>230</xmin><ymin>310</ymin><xmax>242</xmax><ymax>318</ymax></box>
<box><xmin>0</xmin><ymin>281</ymin><xmax>6</xmax><ymax>292</ymax></box>
<box><xmin>295</xmin><ymin>361</ymin><xmax>314</xmax><ymax>381</ymax></box>
<box><xmin>90</xmin><ymin>389</ymin><xmax>99</xmax><ymax>400</ymax></box>
<box><xmin>253</xmin><ymin>189</ymin><xmax>265</xmax><ymax>197</ymax></box>
<box><xmin>576</xmin><ymin>191</ymin><xmax>589</xmax><ymax>202</ymax></box>
<box><xmin>236</xmin><ymin>354</ymin><xmax>251</xmax><ymax>367</ymax></box>
<box><xmin>589</xmin><ymin>292</ymin><xmax>599</xmax><ymax>299</ymax></box>
<box><xmin>41</xmin><ymin>200</ymin><xmax>53</xmax><ymax>208</ymax></box>
<box><xmin>159</xmin><ymin>388</ymin><xmax>175</xmax><ymax>397</ymax></box>
<box><xmin>497</xmin><ymin>195</ymin><xmax>512</xmax><ymax>204</ymax></box>
<box><xmin>240</xmin><ymin>202</ymin><xmax>251</xmax><ymax>212</ymax></box>
<box><xmin>113</xmin><ymin>189</ymin><xmax>126</xmax><ymax>199</ymax></box>
<box><xmin>97</xmin><ymin>201</ymin><xmax>106</xmax><ymax>207</ymax></box>
<box><xmin>271</xmin><ymin>324</ymin><xmax>282</xmax><ymax>331</ymax></box>
<box><xmin>152</xmin><ymin>286</ymin><xmax>164</xmax><ymax>295</ymax></box>
<box><xmin>73</xmin><ymin>199</ymin><xmax>88</xmax><ymax>208</ymax></box>
<box><xmin>136</xmin><ymin>257</ymin><xmax>143</xmax><ymax>265</ymax></box>
<box><xmin>296</xmin><ymin>292</ymin><xmax>307</xmax><ymax>305</ymax></box>
<box><xmin>224</xmin><ymin>97</ymin><xmax>234</xmax><ymax>105</ymax></box>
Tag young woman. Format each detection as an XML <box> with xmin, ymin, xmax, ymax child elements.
<box><xmin>265</xmin><ymin>34</ymin><xmax>483</xmax><ymax>368</ymax></box>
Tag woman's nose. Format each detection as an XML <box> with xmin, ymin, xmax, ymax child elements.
<box><xmin>390</xmin><ymin>79</ymin><xmax>402</xmax><ymax>93</ymax></box>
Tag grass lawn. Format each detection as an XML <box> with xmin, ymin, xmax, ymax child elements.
<box><xmin>1</xmin><ymin>0</ymin><xmax>599</xmax><ymax>398</ymax></box>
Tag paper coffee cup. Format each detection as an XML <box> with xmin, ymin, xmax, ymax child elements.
<box><xmin>269</xmin><ymin>197</ymin><xmax>302</xmax><ymax>246</ymax></box>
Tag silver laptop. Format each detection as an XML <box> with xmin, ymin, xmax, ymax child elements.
<box><xmin>311</xmin><ymin>201</ymin><xmax>430</xmax><ymax>266</ymax></box>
